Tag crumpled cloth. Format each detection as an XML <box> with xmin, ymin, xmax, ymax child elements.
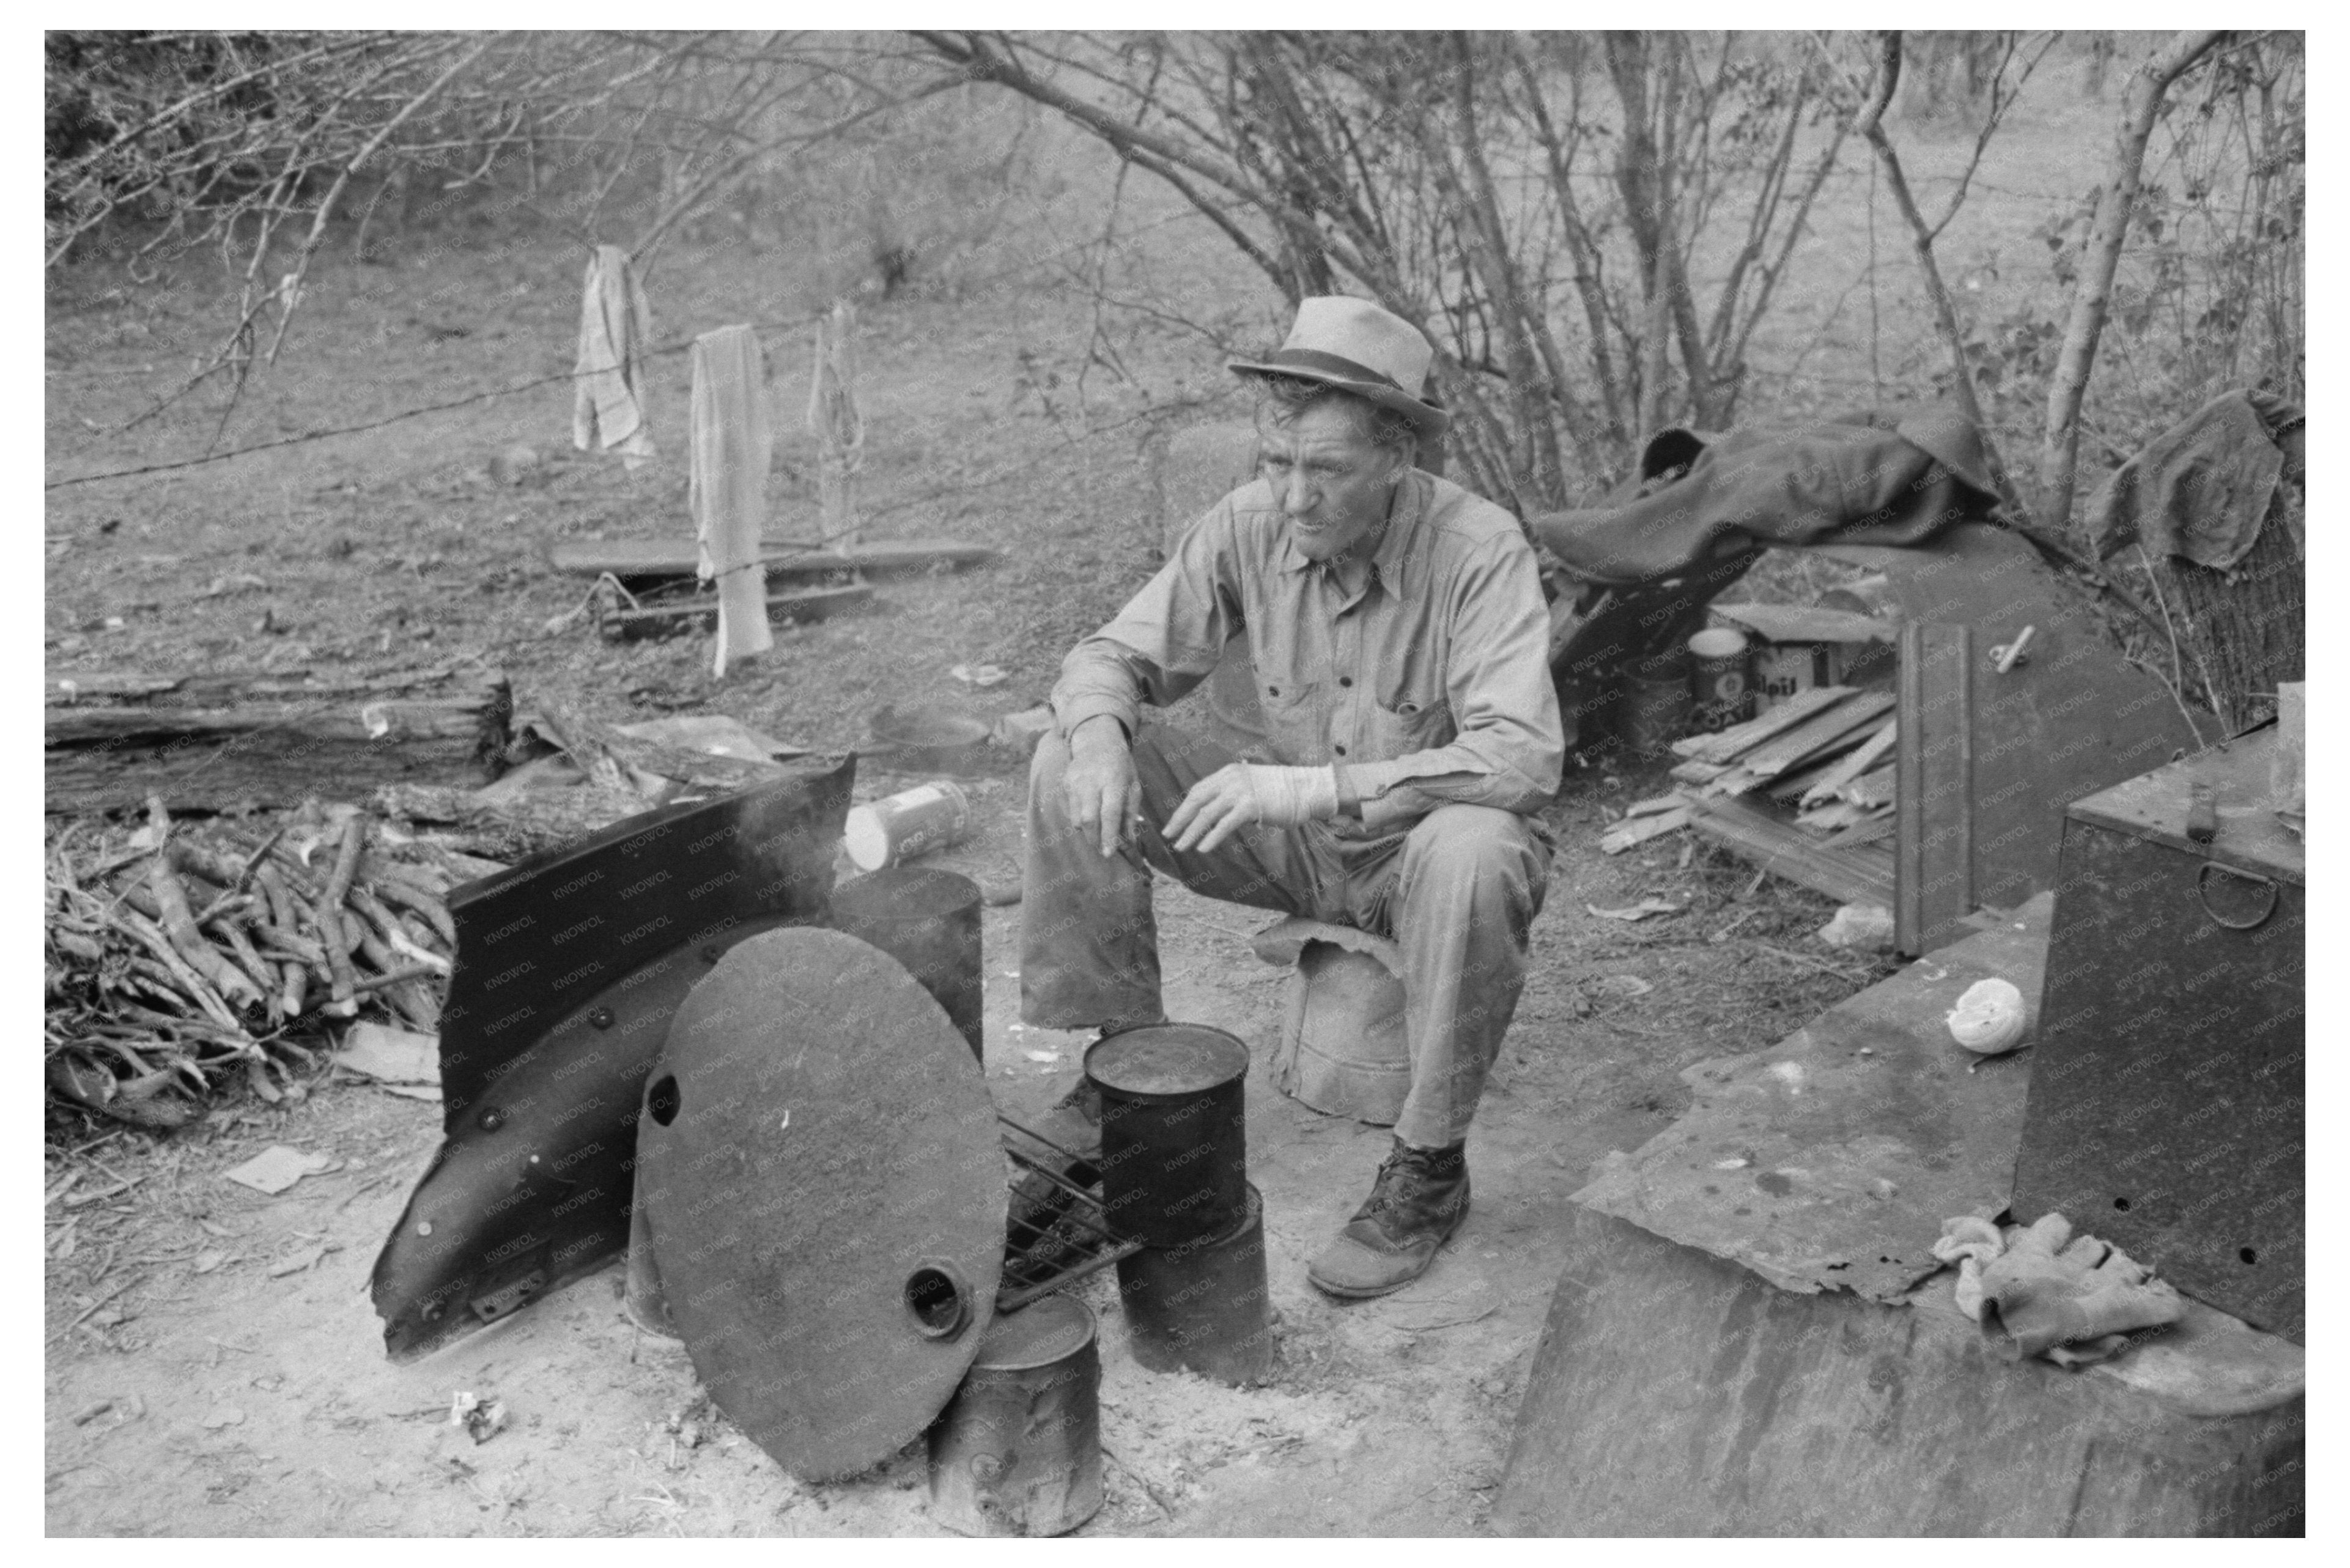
<box><xmin>689</xmin><ymin>325</ymin><xmax>774</xmax><ymax>678</ymax></box>
<box><xmin>572</xmin><ymin>243</ymin><xmax>656</xmax><ymax>468</ymax></box>
<box><xmin>2086</xmin><ymin>389</ymin><xmax>2304</xmax><ymax>570</ymax></box>
<box><xmin>1933</xmin><ymin>1212</ymin><xmax>2187</xmax><ymax>1368</ymax></box>
<box><xmin>1529</xmin><ymin>407</ymin><xmax>2003</xmax><ymax>585</ymax></box>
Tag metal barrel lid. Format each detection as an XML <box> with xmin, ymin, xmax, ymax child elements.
<box><xmin>969</xmin><ymin>1293</ymin><xmax>1098</xmax><ymax>1373</ymax></box>
<box><xmin>1084</xmin><ymin>1023</ymin><xmax>1250</xmax><ymax>1100</ymax></box>
<box><xmin>641</xmin><ymin>926</ymin><xmax>1005</xmax><ymax>1482</ymax></box>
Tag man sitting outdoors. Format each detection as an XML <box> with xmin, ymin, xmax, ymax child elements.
<box><xmin>1022</xmin><ymin>295</ymin><xmax>1564</xmax><ymax>1298</ymax></box>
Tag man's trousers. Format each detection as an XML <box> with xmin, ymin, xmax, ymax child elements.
<box><xmin>1021</xmin><ymin>720</ymin><xmax>1550</xmax><ymax>1150</ymax></box>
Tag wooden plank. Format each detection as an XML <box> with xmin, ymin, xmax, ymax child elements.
<box><xmin>549</xmin><ymin>537</ymin><xmax>1001</xmax><ymax>580</ymax></box>
<box><xmin>1819</xmin><ymin>812</ymin><xmax>1899</xmax><ymax>850</ymax></box>
<box><xmin>1669</xmin><ymin>685</ymin><xmax>1856</xmax><ymax>764</ymax></box>
<box><xmin>1798</xmin><ymin>717</ymin><xmax>1899</xmax><ymax>805</ymax></box>
<box><xmin>1841</xmin><ymin>764</ymin><xmax>1896</xmax><ymax>808</ymax></box>
<box><xmin>1722</xmin><ymin>689</ymin><xmax>1896</xmax><ymax>782</ymax></box>
<box><xmin>1896</xmin><ymin>621</ymin><xmax>1974</xmax><ymax>956</ymax></box>
<box><xmin>1708</xmin><ymin>602</ymin><xmax>1898</xmax><ymax>645</ymax></box>
<box><xmin>1600</xmin><ymin>807</ymin><xmax>1691</xmax><ymax>854</ymax></box>
<box><xmin>1682</xmin><ymin>793</ymin><xmax>1895</xmax><ymax>907</ymax></box>
<box><xmin>596</xmin><ymin>584</ymin><xmax>872</xmax><ymax>642</ymax></box>
<box><xmin>1668</xmin><ymin>760</ymin><xmax>1728</xmax><ymax>786</ymax></box>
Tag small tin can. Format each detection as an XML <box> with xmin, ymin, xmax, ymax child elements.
<box><xmin>926</xmin><ymin>1294</ymin><xmax>1103</xmax><ymax>1537</ymax></box>
<box><xmin>843</xmin><ymin>780</ymin><xmax>973</xmax><ymax>871</ymax></box>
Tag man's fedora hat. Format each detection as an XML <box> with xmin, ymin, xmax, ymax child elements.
<box><xmin>1229</xmin><ymin>295</ymin><xmax>1449</xmax><ymax>441</ymax></box>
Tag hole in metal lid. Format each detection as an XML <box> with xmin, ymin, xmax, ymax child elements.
<box><xmin>648</xmin><ymin>1074</ymin><xmax>681</xmax><ymax>1127</ymax></box>
<box><xmin>904</xmin><ymin>1263</ymin><xmax>971</xmax><ymax>1339</ymax></box>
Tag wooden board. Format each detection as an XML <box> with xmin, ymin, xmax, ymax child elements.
<box><xmin>1896</xmin><ymin>621</ymin><xmax>1974</xmax><ymax>956</ymax></box>
<box><xmin>1708</xmin><ymin>601</ymin><xmax>1897</xmax><ymax>645</ymax></box>
<box><xmin>549</xmin><ymin>537</ymin><xmax>1002</xmax><ymax>581</ymax></box>
<box><xmin>1670</xmin><ymin>684</ymin><xmax>1855</xmax><ymax>764</ymax></box>
<box><xmin>1718</xmin><ymin>689</ymin><xmax>1895</xmax><ymax>785</ymax></box>
<box><xmin>1682</xmin><ymin>793</ymin><xmax>1895</xmax><ymax>907</ymax></box>
<box><xmin>598</xmin><ymin>584</ymin><xmax>871</xmax><ymax>641</ymax></box>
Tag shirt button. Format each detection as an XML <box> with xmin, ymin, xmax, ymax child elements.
<box><xmin>1339</xmin><ymin>676</ymin><xmax>1353</xmax><ymax>688</ymax></box>
<box><xmin>1334</xmin><ymin>744</ymin><xmax>1348</xmax><ymax>756</ymax></box>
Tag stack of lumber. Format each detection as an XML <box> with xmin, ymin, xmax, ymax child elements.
<box><xmin>549</xmin><ymin>537</ymin><xmax>999</xmax><ymax>641</ymax></box>
<box><xmin>43</xmin><ymin>798</ymin><xmax>487</xmax><ymax>1128</ymax></box>
<box><xmin>1602</xmin><ymin>685</ymin><xmax>1899</xmax><ymax>907</ymax></box>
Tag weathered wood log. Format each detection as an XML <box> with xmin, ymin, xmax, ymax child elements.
<box><xmin>44</xmin><ymin>668</ymin><xmax>512</xmax><ymax>815</ymax></box>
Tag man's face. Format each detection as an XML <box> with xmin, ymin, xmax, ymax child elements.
<box><xmin>1257</xmin><ymin>399</ymin><xmax>1407</xmax><ymax>564</ymax></box>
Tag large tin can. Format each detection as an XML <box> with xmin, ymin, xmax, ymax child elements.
<box><xmin>1084</xmin><ymin>1023</ymin><xmax>1249</xmax><ymax>1248</ymax></box>
<box><xmin>926</xmin><ymin>1293</ymin><xmax>1103</xmax><ymax>1536</ymax></box>
<box><xmin>1687</xmin><ymin>626</ymin><xmax>1753</xmax><ymax>733</ymax></box>
<box><xmin>829</xmin><ymin>867</ymin><xmax>985</xmax><ymax>1061</ymax></box>
<box><xmin>1117</xmin><ymin>1183</ymin><xmax>1274</xmax><ymax>1386</ymax></box>
<box><xmin>843</xmin><ymin>780</ymin><xmax>974</xmax><ymax>871</ymax></box>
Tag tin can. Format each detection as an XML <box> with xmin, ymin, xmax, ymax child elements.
<box><xmin>926</xmin><ymin>1294</ymin><xmax>1103</xmax><ymax>1537</ymax></box>
<box><xmin>1687</xmin><ymin>627</ymin><xmax>1753</xmax><ymax>733</ymax></box>
<box><xmin>829</xmin><ymin>867</ymin><xmax>985</xmax><ymax>1061</ymax></box>
<box><xmin>1085</xmin><ymin>1023</ymin><xmax>1250</xmax><ymax>1249</ymax></box>
<box><xmin>843</xmin><ymin>780</ymin><xmax>972</xmax><ymax>871</ymax></box>
<box><xmin>1117</xmin><ymin>1184</ymin><xmax>1274</xmax><ymax>1386</ymax></box>
<box><xmin>1621</xmin><ymin>648</ymin><xmax>1693</xmax><ymax>755</ymax></box>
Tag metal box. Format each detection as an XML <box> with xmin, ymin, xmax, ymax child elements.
<box><xmin>2010</xmin><ymin>728</ymin><xmax>2304</xmax><ymax>1341</ymax></box>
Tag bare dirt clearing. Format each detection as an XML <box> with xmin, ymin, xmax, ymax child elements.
<box><xmin>44</xmin><ymin>128</ymin><xmax>1999</xmax><ymax>1536</ymax></box>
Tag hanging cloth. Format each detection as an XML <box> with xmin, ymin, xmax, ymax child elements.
<box><xmin>572</xmin><ymin>243</ymin><xmax>656</xmax><ymax>468</ymax></box>
<box><xmin>690</xmin><ymin>325</ymin><xmax>774</xmax><ymax>678</ymax></box>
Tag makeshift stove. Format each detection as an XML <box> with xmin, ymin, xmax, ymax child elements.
<box><xmin>368</xmin><ymin>776</ymin><xmax>1268</xmax><ymax>1534</ymax></box>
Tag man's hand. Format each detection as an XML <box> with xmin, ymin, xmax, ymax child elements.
<box><xmin>1063</xmin><ymin>715</ymin><xmax>1140</xmax><ymax>859</ymax></box>
<box><xmin>1165</xmin><ymin>763</ymin><xmax>1339</xmax><ymax>855</ymax></box>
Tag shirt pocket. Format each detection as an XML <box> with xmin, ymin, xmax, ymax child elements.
<box><xmin>1362</xmin><ymin>681</ymin><xmax>1455</xmax><ymax>756</ymax></box>
<box><xmin>1251</xmin><ymin>668</ymin><xmax>1322</xmax><ymax>741</ymax></box>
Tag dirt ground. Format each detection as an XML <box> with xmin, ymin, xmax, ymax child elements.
<box><xmin>41</xmin><ymin>119</ymin><xmax>1956</xmax><ymax>1537</ymax></box>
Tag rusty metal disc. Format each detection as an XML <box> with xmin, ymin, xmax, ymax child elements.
<box><xmin>641</xmin><ymin>926</ymin><xmax>1005</xmax><ymax>1482</ymax></box>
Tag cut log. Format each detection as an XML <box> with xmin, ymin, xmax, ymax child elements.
<box><xmin>45</xmin><ymin>668</ymin><xmax>511</xmax><ymax>816</ymax></box>
<box><xmin>549</xmin><ymin>537</ymin><xmax>1000</xmax><ymax>583</ymax></box>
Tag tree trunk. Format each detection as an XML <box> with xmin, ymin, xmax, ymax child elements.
<box><xmin>2035</xmin><ymin>31</ymin><xmax>2226</xmax><ymax>535</ymax></box>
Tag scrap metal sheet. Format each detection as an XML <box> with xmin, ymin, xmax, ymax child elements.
<box><xmin>1572</xmin><ymin>893</ymin><xmax>2052</xmax><ymax>1302</ymax></box>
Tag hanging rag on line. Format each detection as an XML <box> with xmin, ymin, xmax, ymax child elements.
<box><xmin>572</xmin><ymin>243</ymin><xmax>656</xmax><ymax>468</ymax></box>
<box><xmin>690</xmin><ymin>325</ymin><xmax>775</xmax><ymax>678</ymax></box>
<box><xmin>808</xmin><ymin>299</ymin><xmax>865</xmax><ymax>547</ymax></box>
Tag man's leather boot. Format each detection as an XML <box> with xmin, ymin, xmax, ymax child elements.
<box><xmin>1306</xmin><ymin>1137</ymin><xmax>1471</xmax><ymax>1298</ymax></box>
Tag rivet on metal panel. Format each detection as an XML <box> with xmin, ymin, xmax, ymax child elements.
<box><xmin>589</xmin><ymin>1006</ymin><xmax>615</xmax><ymax>1029</ymax></box>
<box><xmin>700</xmin><ymin>945</ymin><xmax>723</xmax><ymax>964</ymax></box>
<box><xmin>476</xmin><ymin>1107</ymin><xmax>506</xmax><ymax>1132</ymax></box>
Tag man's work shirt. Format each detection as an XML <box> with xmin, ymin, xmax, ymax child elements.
<box><xmin>1052</xmin><ymin>468</ymin><xmax>1565</xmax><ymax>835</ymax></box>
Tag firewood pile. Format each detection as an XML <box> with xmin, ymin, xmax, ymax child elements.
<box><xmin>43</xmin><ymin>796</ymin><xmax>493</xmax><ymax>1129</ymax></box>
